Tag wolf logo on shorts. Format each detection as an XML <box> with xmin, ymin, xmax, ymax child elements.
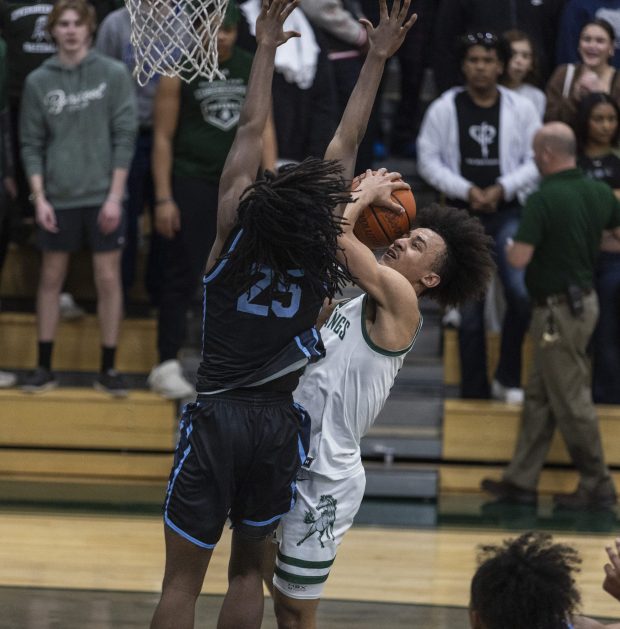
<box><xmin>296</xmin><ymin>495</ymin><xmax>337</xmax><ymax>548</ymax></box>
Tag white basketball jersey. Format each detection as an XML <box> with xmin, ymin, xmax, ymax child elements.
<box><xmin>294</xmin><ymin>294</ymin><xmax>421</xmax><ymax>479</ymax></box>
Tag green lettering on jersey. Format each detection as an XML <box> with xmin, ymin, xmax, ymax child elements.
<box><xmin>325</xmin><ymin>311</ymin><xmax>350</xmax><ymax>340</ymax></box>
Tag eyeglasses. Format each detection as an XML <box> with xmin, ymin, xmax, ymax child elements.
<box><xmin>464</xmin><ymin>32</ymin><xmax>498</xmax><ymax>45</ymax></box>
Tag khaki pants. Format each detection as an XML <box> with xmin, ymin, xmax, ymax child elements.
<box><xmin>504</xmin><ymin>292</ymin><xmax>612</xmax><ymax>492</ymax></box>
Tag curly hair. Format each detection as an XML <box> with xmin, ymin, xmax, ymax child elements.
<box><xmin>471</xmin><ymin>532</ymin><xmax>582</xmax><ymax>629</ymax></box>
<box><xmin>413</xmin><ymin>204</ymin><xmax>495</xmax><ymax>308</ymax></box>
<box><xmin>224</xmin><ymin>157</ymin><xmax>353</xmax><ymax>300</ymax></box>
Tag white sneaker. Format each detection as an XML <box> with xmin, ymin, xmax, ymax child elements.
<box><xmin>148</xmin><ymin>359</ymin><xmax>194</xmax><ymax>399</ymax></box>
<box><xmin>0</xmin><ymin>370</ymin><xmax>16</xmax><ymax>388</ymax></box>
<box><xmin>492</xmin><ymin>379</ymin><xmax>524</xmax><ymax>405</ymax></box>
<box><xmin>59</xmin><ymin>292</ymin><xmax>85</xmax><ymax>321</ymax></box>
<box><xmin>442</xmin><ymin>307</ymin><xmax>461</xmax><ymax>328</ymax></box>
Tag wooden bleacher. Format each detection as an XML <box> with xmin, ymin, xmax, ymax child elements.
<box><xmin>443</xmin><ymin>328</ymin><xmax>534</xmax><ymax>386</ymax></box>
<box><xmin>0</xmin><ymin>388</ymin><xmax>177</xmax><ymax>501</ymax></box>
<box><xmin>0</xmin><ymin>313</ymin><xmax>157</xmax><ymax>373</ymax></box>
<box><xmin>0</xmin><ymin>243</ymin><xmax>176</xmax><ymax>503</ymax></box>
<box><xmin>441</xmin><ymin>329</ymin><xmax>620</xmax><ymax>494</ymax></box>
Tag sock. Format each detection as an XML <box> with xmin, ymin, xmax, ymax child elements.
<box><xmin>38</xmin><ymin>341</ymin><xmax>53</xmax><ymax>371</ymax></box>
<box><xmin>101</xmin><ymin>346</ymin><xmax>117</xmax><ymax>373</ymax></box>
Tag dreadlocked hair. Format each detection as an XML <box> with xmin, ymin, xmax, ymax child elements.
<box><xmin>471</xmin><ymin>532</ymin><xmax>582</xmax><ymax>629</ymax></box>
<box><xmin>414</xmin><ymin>204</ymin><xmax>495</xmax><ymax>308</ymax></box>
<box><xmin>224</xmin><ymin>157</ymin><xmax>354</xmax><ymax>299</ymax></box>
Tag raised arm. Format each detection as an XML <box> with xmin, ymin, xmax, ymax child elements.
<box><xmin>324</xmin><ymin>0</ymin><xmax>416</xmax><ymax>185</ymax></box>
<box><xmin>209</xmin><ymin>0</ymin><xmax>299</xmax><ymax>266</ymax></box>
<box><xmin>337</xmin><ymin>169</ymin><xmax>419</xmax><ymax>348</ymax></box>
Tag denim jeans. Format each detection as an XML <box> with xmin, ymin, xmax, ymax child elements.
<box><xmin>458</xmin><ymin>206</ymin><xmax>531</xmax><ymax>398</ymax></box>
<box><xmin>592</xmin><ymin>251</ymin><xmax>620</xmax><ymax>404</ymax></box>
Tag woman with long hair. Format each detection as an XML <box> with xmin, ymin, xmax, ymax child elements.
<box><xmin>575</xmin><ymin>92</ymin><xmax>620</xmax><ymax>404</ymax></box>
<box><xmin>501</xmin><ymin>30</ymin><xmax>546</xmax><ymax>119</ymax></box>
<box><xmin>545</xmin><ymin>19</ymin><xmax>620</xmax><ymax>127</ymax></box>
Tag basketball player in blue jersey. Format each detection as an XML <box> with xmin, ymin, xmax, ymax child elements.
<box><xmin>265</xmin><ymin>4</ymin><xmax>496</xmax><ymax>626</ymax></box>
<box><xmin>149</xmin><ymin>2</ymin><xmax>411</xmax><ymax>629</ymax></box>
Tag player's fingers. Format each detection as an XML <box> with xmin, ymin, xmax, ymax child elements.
<box><xmin>404</xmin><ymin>13</ymin><xmax>418</xmax><ymax>31</ymax></box>
<box><xmin>280</xmin><ymin>0</ymin><xmax>300</xmax><ymax>21</ymax></box>
<box><xmin>383</xmin><ymin>199</ymin><xmax>405</xmax><ymax>214</ymax></box>
<box><xmin>391</xmin><ymin>180</ymin><xmax>410</xmax><ymax>191</ymax></box>
<box><xmin>396</xmin><ymin>0</ymin><xmax>411</xmax><ymax>22</ymax></box>
<box><xmin>358</xmin><ymin>18</ymin><xmax>373</xmax><ymax>33</ymax></box>
<box><xmin>379</xmin><ymin>0</ymin><xmax>388</xmax><ymax>22</ymax></box>
<box><xmin>283</xmin><ymin>30</ymin><xmax>301</xmax><ymax>41</ymax></box>
<box><xmin>604</xmin><ymin>563</ymin><xmax>616</xmax><ymax>577</ymax></box>
<box><xmin>606</xmin><ymin>545</ymin><xmax>620</xmax><ymax>570</ymax></box>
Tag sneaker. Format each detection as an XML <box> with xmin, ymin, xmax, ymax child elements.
<box><xmin>59</xmin><ymin>292</ymin><xmax>85</xmax><ymax>321</ymax></box>
<box><xmin>491</xmin><ymin>379</ymin><xmax>524</xmax><ymax>405</ymax></box>
<box><xmin>553</xmin><ymin>484</ymin><xmax>617</xmax><ymax>511</ymax></box>
<box><xmin>480</xmin><ymin>478</ymin><xmax>537</xmax><ymax>505</ymax></box>
<box><xmin>21</xmin><ymin>367</ymin><xmax>58</xmax><ymax>393</ymax></box>
<box><xmin>148</xmin><ymin>359</ymin><xmax>194</xmax><ymax>399</ymax></box>
<box><xmin>442</xmin><ymin>307</ymin><xmax>461</xmax><ymax>328</ymax></box>
<box><xmin>94</xmin><ymin>369</ymin><xmax>129</xmax><ymax>398</ymax></box>
<box><xmin>0</xmin><ymin>370</ymin><xmax>16</xmax><ymax>388</ymax></box>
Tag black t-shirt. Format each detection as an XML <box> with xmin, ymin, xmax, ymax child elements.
<box><xmin>456</xmin><ymin>90</ymin><xmax>501</xmax><ymax>191</ymax></box>
<box><xmin>196</xmin><ymin>227</ymin><xmax>325</xmax><ymax>394</ymax></box>
<box><xmin>578</xmin><ymin>152</ymin><xmax>620</xmax><ymax>189</ymax></box>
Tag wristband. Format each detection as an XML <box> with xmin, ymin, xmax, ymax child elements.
<box><xmin>28</xmin><ymin>190</ymin><xmax>44</xmax><ymax>202</ymax></box>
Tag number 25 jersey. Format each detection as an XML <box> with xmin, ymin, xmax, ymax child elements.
<box><xmin>196</xmin><ymin>227</ymin><xmax>325</xmax><ymax>394</ymax></box>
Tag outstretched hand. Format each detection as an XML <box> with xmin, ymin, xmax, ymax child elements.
<box><xmin>255</xmin><ymin>0</ymin><xmax>301</xmax><ymax>48</ymax></box>
<box><xmin>604</xmin><ymin>538</ymin><xmax>620</xmax><ymax>602</ymax></box>
<box><xmin>359</xmin><ymin>0</ymin><xmax>417</xmax><ymax>60</ymax></box>
<box><xmin>353</xmin><ymin>168</ymin><xmax>410</xmax><ymax>214</ymax></box>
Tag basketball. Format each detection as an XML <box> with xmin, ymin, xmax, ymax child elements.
<box><xmin>352</xmin><ymin>174</ymin><xmax>416</xmax><ymax>250</ymax></box>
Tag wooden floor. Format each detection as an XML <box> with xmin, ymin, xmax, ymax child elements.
<box><xmin>1</xmin><ymin>504</ymin><xmax>619</xmax><ymax>625</ymax></box>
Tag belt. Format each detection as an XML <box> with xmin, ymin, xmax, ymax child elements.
<box><xmin>534</xmin><ymin>287</ymin><xmax>593</xmax><ymax>307</ymax></box>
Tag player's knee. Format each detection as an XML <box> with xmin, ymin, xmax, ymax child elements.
<box><xmin>273</xmin><ymin>591</ymin><xmax>317</xmax><ymax>629</ymax></box>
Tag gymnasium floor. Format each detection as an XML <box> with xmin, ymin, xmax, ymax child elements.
<box><xmin>1</xmin><ymin>494</ymin><xmax>619</xmax><ymax>628</ymax></box>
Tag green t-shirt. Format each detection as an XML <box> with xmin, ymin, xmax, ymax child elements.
<box><xmin>0</xmin><ymin>0</ymin><xmax>56</xmax><ymax>102</ymax></box>
<box><xmin>516</xmin><ymin>168</ymin><xmax>620</xmax><ymax>300</ymax></box>
<box><xmin>172</xmin><ymin>47</ymin><xmax>253</xmax><ymax>183</ymax></box>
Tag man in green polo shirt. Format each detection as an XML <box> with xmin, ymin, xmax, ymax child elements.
<box><xmin>482</xmin><ymin>122</ymin><xmax>620</xmax><ymax>510</ymax></box>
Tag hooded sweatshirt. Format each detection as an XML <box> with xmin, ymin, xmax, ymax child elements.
<box><xmin>20</xmin><ymin>49</ymin><xmax>137</xmax><ymax>209</ymax></box>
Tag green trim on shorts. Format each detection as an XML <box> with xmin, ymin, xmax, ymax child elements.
<box><xmin>274</xmin><ymin>566</ymin><xmax>330</xmax><ymax>585</ymax></box>
<box><xmin>277</xmin><ymin>550</ymin><xmax>335</xmax><ymax>569</ymax></box>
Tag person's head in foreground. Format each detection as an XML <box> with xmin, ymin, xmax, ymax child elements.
<box><xmin>380</xmin><ymin>203</ymin><xmax>495</xmax><ymax>308</ymax></box>
<box><xmin>470</xmin><ymin>532</ymin><xmax>582</xmax><ymax>629</ymax></box>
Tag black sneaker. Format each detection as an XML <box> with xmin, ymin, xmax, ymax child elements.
<box><xmin>480</xmin><ymin>478</ymin><xmax>538</xmax><ymax>505</ymax></box>
<box><xmin>21</xmin><ymin>367</ymin><xmax>58</xmax><ymax>393</ymax></box>
<box><xmin>94</xmin><ymin>369</ymin><xmax>129</xmax><ymax>398</ymax></box>
<box><xmin>553</xmin><ymin>485</ymin><xmax>617</xmax><ymax>510</ymax></box>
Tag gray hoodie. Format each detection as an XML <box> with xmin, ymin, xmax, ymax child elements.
<box><xmin>20</xmin><ymin>49</ymin><xmax>137</xmax><ymax>209</ymax></box>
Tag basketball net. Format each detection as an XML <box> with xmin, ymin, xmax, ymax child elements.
<box><xmin>126</xmin><ymin>0</ymin><xmax>230</xmax><ymax>85</ymax></box>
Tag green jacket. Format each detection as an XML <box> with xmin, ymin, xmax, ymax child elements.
<box><xmin>20</xmin><ymin>49</ymin><xmax>137</xmax><ymax>209</ymax></box>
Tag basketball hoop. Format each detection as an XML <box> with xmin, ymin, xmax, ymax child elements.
<box><xmin>125</xmin><ymin>0</ymin><xmax>230</xmax><ymax>85</ymax></box>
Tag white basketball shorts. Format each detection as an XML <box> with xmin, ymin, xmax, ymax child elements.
<box><xmin>273</xmin><ymin>466</ymin><xmax>366</xmax><ymax>599</ymax></box>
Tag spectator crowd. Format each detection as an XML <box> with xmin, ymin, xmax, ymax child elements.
<box><xmin>0</xmin><ymin>0</ymin><xmax>619</xmax><ymax>460</ymax></box>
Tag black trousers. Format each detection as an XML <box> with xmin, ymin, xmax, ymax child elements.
<box><xmin>157</xmin><ymin>174</ymin><xmax>219</xmax><ymax>362</ymax></box>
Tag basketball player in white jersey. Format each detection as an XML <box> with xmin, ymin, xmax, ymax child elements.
<box><xmin>265</xmin><ymin>6</ymin><xmax>496</xmax><ymax>626</ymax></box>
